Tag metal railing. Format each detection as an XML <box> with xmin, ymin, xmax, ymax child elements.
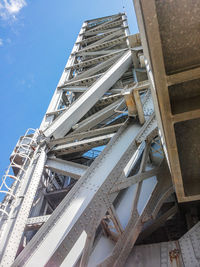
<box><xmin>0</xmin><ymin>128</ymin><xmax>39</xmax><ymax>218</ymax></box>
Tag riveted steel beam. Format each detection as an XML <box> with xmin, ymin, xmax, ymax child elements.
<box><xmin>65</xmin><ymin>48</ymin><xmax>128</xmax><ymax>71</ymax></box>
<box><xmin>26</xmin><ymin>215</ymin><xmax>50</xmax><ymax>231</ymax></box>
<box><xmin>45</xmin><ymin>158</ymin><xmax>87</xmax><ymax>179</ymax></box>
<box><xmin>68</xmin><ymin>52</ymin><xmax>123</xmax><ymax>83</ymax></box>
<box><xmin>85</xmin><ymin>16</ymin><xmax>123</xmax><ymax>34</ymax></box>
<box><xmin>111</xmin><ymin>167</ymin><xmax>159</xmax><ymax>193</ymax></box>
<box><xmin>83</xmin><ymin>20</ymin><xmax>125</xmax><ymax>36</ymax></box>
<box><xmin>72</xmin><ymin>99</ymin><xmax>125</xmax><ymax>133</ymax></box>
<box><xmin>76</xmin><ymin>36</ymin><xmax>127</xmax><ymax>54</ymax></box>
<box><xmin>12</xmin><ymin>121</ymin><xmax>143</xmax><ymax>266</ymax></box>
<box><xmin>76</xmin><ymin>28</ymin><xmax>122</xmax><ymax>46</ymax></box>
<box><xmin>12</xmin><ymin>113</ymin><xmax>161</xmax><ymax>267</ymax></box>
<box><xmin>0</xmin><ymin>148</ymin><xmax>47</xmax><ymax>267</ymax></box>
<box><xmin>99</xmin><ymin>162</ymin><xmax>172</xmax><ymax>267</ymax></box>
<box><xmin>48</xmin><ymin>123</ymin><xmax>123</xmax><ymax>147</ymax></box>
<box><xmin>43</xmin><ymin>50</ymin><xmax>132</xmax><ymax>139</ymax></box>
<box><xmin>51</xmin><ymin>133</ymin><xmax>114</xmax><ymax>156</ymax></box>
<box><xmin>59</xmin><ymin>73</ymin><xmax>102</xmax><ymax>88</ymax></box>
<box><xmin>82</xmin><ymin>28</ymin><xmax>124</xmax><ymax>50</ymax></box>
<box><xmin>85</xmin><ymin>13</ymin><xmax>123</xmax><ymax>24</ymax></box>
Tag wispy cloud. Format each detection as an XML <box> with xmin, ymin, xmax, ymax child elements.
<box><xmin>0</xmin><ymin>38</ymin><xmax>3</xmax><ymax>46</ymax></box>
<box><xmin>0</xmin><ymin>0</ymin><xmax>26</xmax><ymax>20</ymax></box>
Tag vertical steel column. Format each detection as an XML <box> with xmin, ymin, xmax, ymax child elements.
<box><xmin>0</xmin><ymin>148</ymin><xmax>47</xmax><ymax>267</ymax></box>
<box><xmin>40</xmin><ymin>22</ymin><xmax>87</xmax><ymax>130</ymax></box>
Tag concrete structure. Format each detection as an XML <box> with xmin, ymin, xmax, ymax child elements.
<box><xmin>0</xmin><ymin>3</ymin><xmax>200</xmax><ymax>266</ymax></box>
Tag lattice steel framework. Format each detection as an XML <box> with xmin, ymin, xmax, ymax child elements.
<box><xmin>0</xmin><ymin>10</ymin><xmax>199</xmax><ymax>267</ymax></box>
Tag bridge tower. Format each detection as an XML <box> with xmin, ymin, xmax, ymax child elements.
<box><xmin>0</xmin><ymin>7</ymin><xmax>200</xmax><ymax>267</ymax></box>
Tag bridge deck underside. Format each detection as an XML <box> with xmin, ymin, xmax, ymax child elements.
<box><xmin>134</xmin><ymin>0</ymin><xmax>200</xmax><ymax>202</ymax></box>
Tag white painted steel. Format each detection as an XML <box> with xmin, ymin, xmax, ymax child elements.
<box><xmin>0</xmin><ymin>13</ymin><xmax>136</xmax><ymax>266</ymax></box>
<box><xmin>88</xmin><ymin>167</ymin><xmax>157</xmax><ymax>266</ymax></box>
<box><xmin>68</xmin><ymin>51</ymin><xmax>123</xmax><ymax>82</ymax></box>
<box><xmin>73</xmin><ymin>99</ymin><xmax>125</xmax><ymax>133</ymax></box>
<box><xmin>179</xmin><ymin>222</ymin><xmax>200</xmax><ymax>266</ymax></box>
<box><xmin>1</xmin><ymin>9</ymin><xmax>198</xmax><ymax>267</ymax></box>
<box><xmin>48</xmin><ymin>124</ymin><xmax>122</xmax><ymax>146</ymax></box>
<box><xmin>125</xmin><ymin>241</ymin><xmax>180</xmax><ymax>267</ymax></box>
<box><xmin>26</xmin><ymin>215</ymin><xmax>50</xmax><ymax>228</ymax></box>
<box><xmin>52</xmin><ymin>133</ymin><xmax>114</xmax><ymax>153</ymax></box>
<box><xmin>0</xmin><ymin>148</ymin><xmax>47</xmax><ymax>267</ymax></box>
<box><xmin>43</xmin><ymin>50</ymin><xmax>132</xmax><ymax>139</ymax></box>
<box><xmin>46</xmin><ymin>158</ymin><xmax>87</xmax><ymax>179</ymax></box>
<box><xmin>13</xmin><ymin>122</ymin><xmax>141</xmax><ymax>267</ymax></box>
<box><xmin>40</xmin><ymin>22</ymin><xmax>87</xmax><ymax>130</ymax></box>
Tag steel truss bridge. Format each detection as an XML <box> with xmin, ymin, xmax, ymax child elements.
<box><xmin>0</xmin><ymin>1</ymin><xmax>200</xmax><ymax>266</ymax></box>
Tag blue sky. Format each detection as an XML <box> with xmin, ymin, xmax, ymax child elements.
<box><xmin>0</xmin><ymin>0</ymin><xmax>138</xmax><ymax>177</ymax></box>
